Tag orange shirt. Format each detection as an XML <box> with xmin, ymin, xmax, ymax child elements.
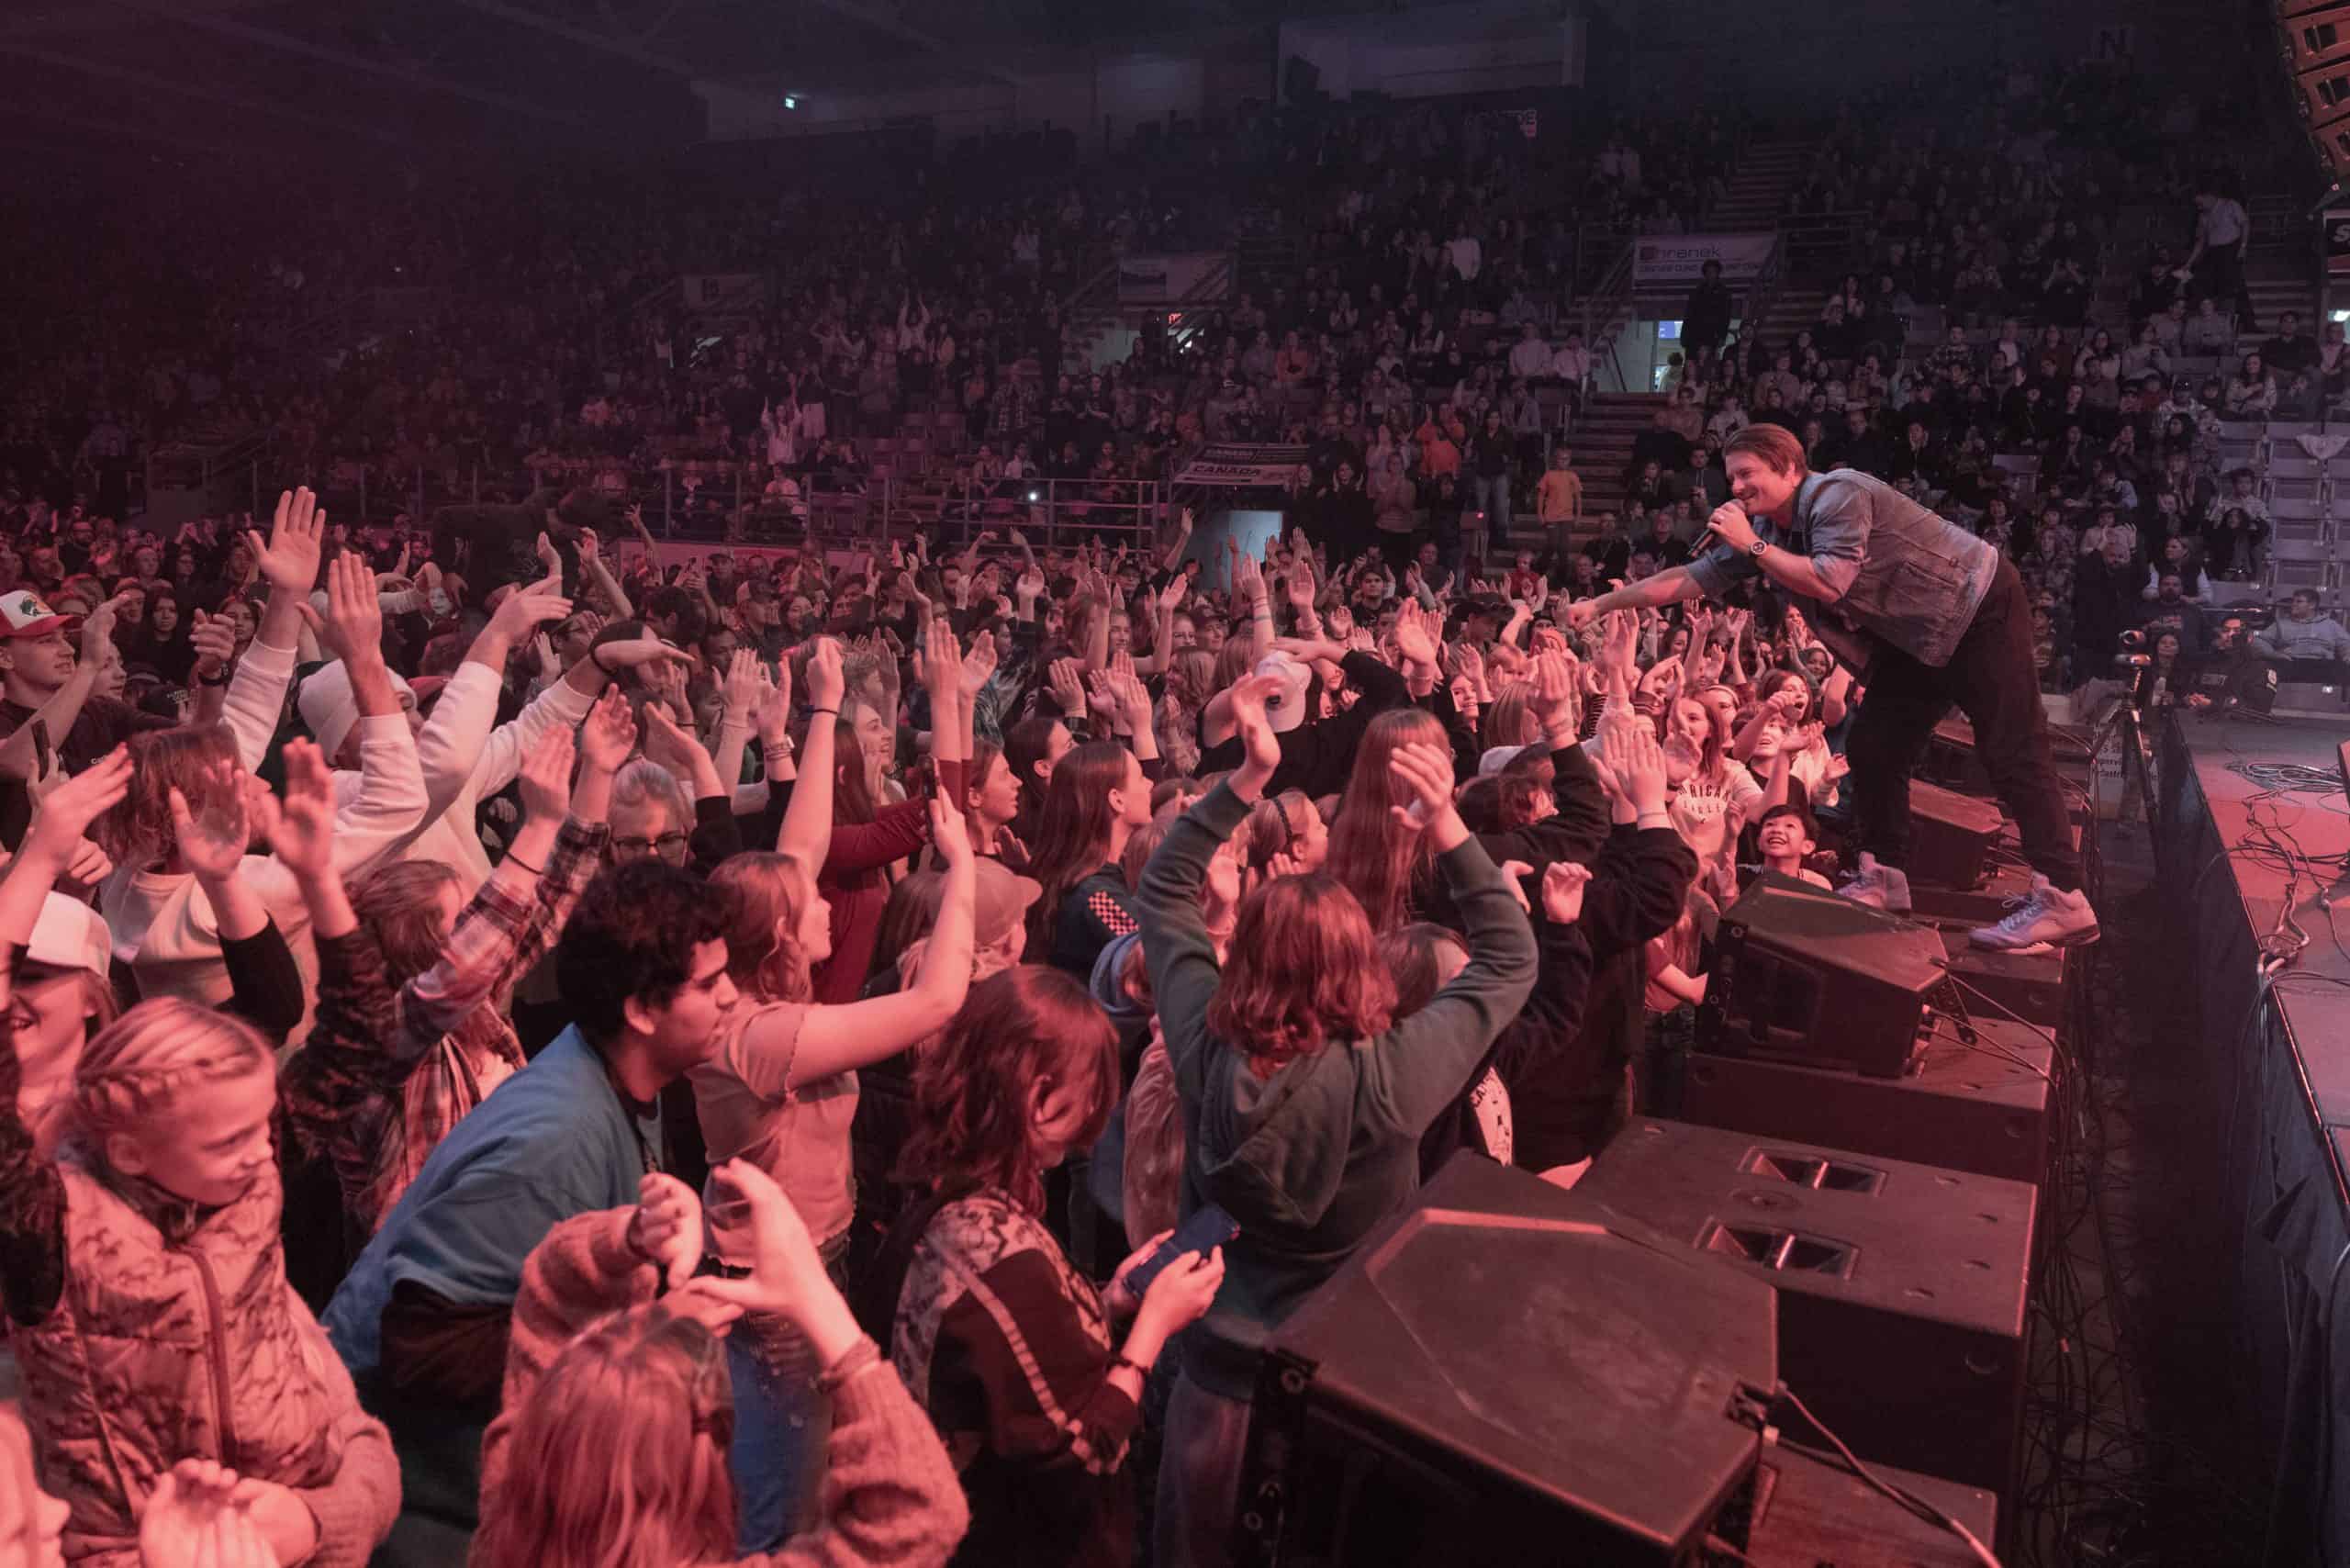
<box><xmin>1537</xmin><ymin>468</ymin><xmax>1584</xmax><ymax>521</ymax></box>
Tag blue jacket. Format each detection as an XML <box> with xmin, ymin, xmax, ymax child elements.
<box><xmin>323</xmin><ymin>1026</ymin><xmax>655</xmax><ymax>1380</ymax></box>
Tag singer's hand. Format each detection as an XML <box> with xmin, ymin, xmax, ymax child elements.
<box><xmin>1704</xmin><ymin>502</ymin><xmax>1759</xmax><ymax>554</ymax></box>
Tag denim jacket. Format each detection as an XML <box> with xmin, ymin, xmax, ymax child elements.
<box><xmin>1685</xmin><ymin>467</ymin><xmax>1997</xmax><ymax>669</ymax></box>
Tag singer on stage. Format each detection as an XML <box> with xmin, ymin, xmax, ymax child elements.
<box><xmin>1566</xmin><ymin>423</ymin><xmax>2098</xmax><ymax>951</ymax></box>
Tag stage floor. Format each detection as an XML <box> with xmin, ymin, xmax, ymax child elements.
<box><xmin>2153</xmin><ymin>709</ymin><xmax>2350</xmax><ymax>1562</ymax></box>
<box><xmin>2164</xmin><ymin>712</ymin><xmax>2350</xmax><ymax>1130</ymax></box>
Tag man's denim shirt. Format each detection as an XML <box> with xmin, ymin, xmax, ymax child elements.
<box><xmin>1685</xmin><ymin>466</ymin><xmax>1998</xmax><ymax>671</ymax></box>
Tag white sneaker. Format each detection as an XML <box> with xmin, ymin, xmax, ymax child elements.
<box><xmin>1969</xmin><ymin>876</ymin><xmax>2100</xmax><ymax>950</ymax></box>
<box><xmin>1837</xmin><ymin>852</ymin><xmax>1913</xmax><ymax>914</ymax></box>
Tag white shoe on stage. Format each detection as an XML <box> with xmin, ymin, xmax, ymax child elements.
<box><xmin>1836</xmin><ymin>852</ymin><xmax>1913</xmax><ymax>914</ymax></box>
<box><xmin>1968</xmin><ymin>876</ymin><xmax>2100</xmax><ymax>950</ymax></box>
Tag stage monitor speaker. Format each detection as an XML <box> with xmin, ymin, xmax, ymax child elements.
<box><xmin>1922</xmin><ymin>715</ymin><xmax>1990</xmax><ymax>792</ymax></box>
<box><xmin>1683</xmin><ymin>1014</ymin><xmax>2054</xmax><ymax>1192</ymax></box>
<box><xmin>1578</xmin><ymin>1119</ymin><xmax>2034</xmax><ymax>1503</ymax></box>
<box><xmin>1235</xmin><ymin>1153</ymin><xmax>1776</xmax><ymax>1567</ymax></box>
<box><xmin>1723</xmin><ymin>1441</ymin><xmax>1999</xmax><ymax>1567</ymax></box>
<box><xmin>1698</xmin><ymin>871</ymin><xmax>1955</xmax><ymax>1078</ymax></box>
<box><xmin>1908</xmin><ymin>779</ymin><xmax>2005</xmax><ymax>891</ymax></box>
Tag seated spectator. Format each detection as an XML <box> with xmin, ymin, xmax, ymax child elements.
<box><xmin>2250</xmin><ymin>589</ymin><xmax>2350</xmax><ymax>666</ymax></box>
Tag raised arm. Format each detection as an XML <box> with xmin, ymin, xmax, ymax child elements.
<box><xmin>776</xmin><ymin>638</ymin><xmax>845</xmax><ymax>871</ymax></box>
<box><xmin>745</xmin><ymin>794</ymin><xmax>979</xmax><ymax>1089</ymax></box>
<box><xmin>0</xmin><ymin>751</ymin><xmax>130</xmax><ymax>1327</ymax></box>
<box><xmin>1136</xmin><ymin>674</ymin><xmax>1282</xmax><ymax>1091</ymax></box>
<box><xmin>303</xmin><ymin>552</ymin><xmax>430</xmax><ymax>870</ymax></box>
<box><xmin>1360</xmin><ymin>738</ymin><xmax>1536</xmax><ymax>1133</ymax></box>
<box><xmin>169</xmin><ymin>764</ymin><xmax>305</xmax><ymax>1042</ymax></box>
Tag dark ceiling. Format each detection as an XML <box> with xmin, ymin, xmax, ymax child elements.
<box><xmin>0</xmin><ymin>0</ymin><xmax>1359</xmax><ymax>168</ymax></box>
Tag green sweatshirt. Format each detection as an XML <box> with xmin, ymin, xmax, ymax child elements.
<box><xmin>1135</xmin><ymin>782</ymin><xmax>1537</xmax><ymax>1398</ymax></box>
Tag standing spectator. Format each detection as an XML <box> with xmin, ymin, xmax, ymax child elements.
<box><xmin>1469</xmin><ymin>409</ymin><xmax>1516</xmax><ymax>553</ymax></box>
<box><xmin>1682</xmin><ymin>261</ymin><xmax>1735</xmax><ymax>359</ymax></box>
<box><xmin>1535</xmin><ymin>446</ymin><xmax>1585</xmax><ymax>556</ymax></box>
<box><xmin>2181</xmin><ymin>183</ymin><xmax>2256</xmax><ymax>330</ymax></box>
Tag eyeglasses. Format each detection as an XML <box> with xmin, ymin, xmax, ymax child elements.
<box><xmin>612</xmin><ymin>832</ymin><xmax>689</xmax><ymax>861</ymax></box>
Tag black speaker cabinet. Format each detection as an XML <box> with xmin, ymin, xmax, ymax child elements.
<box><xmin>1683</xmin><ymin>1014</ymin><xmax>2054</xmax><ymax>1193</ymax></box>
<box><xmin>1937</xmin><ymin>928</ymin><xmax>2070</xmax><ymax>1028</ymax></box>
<box><xmin>1237</xmin><ymin>1154</ymin><xmax>1776</xmax><ymax>1568</ymax></box>
<box><xmin>1724</xmin><ymin>1441</ymin><xmax>1999</xmax><ymax>1567</ymax></box>
<box><xmin>1921</xmin><ymin>716</ymin><xmax>1990</xmax><ymax>792</ymax></box>
<box><xmin>1907</xmin><ymin>779</ymin><xmax>2005</xmax><ymax>892</ymax></box>
<box><xmin>1578</xmin><ymin>1120</ymin><xmax>2034</xmax><ymax>1506</ymax></box>
<box><xmin>1699</xmin><ymin>872</ymin><xmax>1956</xmax><ymax>1078</ymax></box>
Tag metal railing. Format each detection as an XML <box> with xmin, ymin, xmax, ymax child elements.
<box><xmin>1579</xmin><ymin>243</ymin><xmax>1637</xmax><ymax>394</ymax></box>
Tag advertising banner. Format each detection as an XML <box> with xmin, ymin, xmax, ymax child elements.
<box><xmin>1630</xmin><ymin>233</ymin><xmax>1776</xmax><ymax>287</ymax></box>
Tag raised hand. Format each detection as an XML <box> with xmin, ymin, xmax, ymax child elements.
<box><xmin>516</xmin><ymin>723</ymin><xmax>576</xmax><ymax>827</ymax></box>
<box><xmin>185</xmin><ymin>608</ymin><xmax>234</xmax><ymax>678</ymax></box>
<box><xmin>722</xmin><ymin>647</ymin><xmax>764</xmax><ymax>726</ymax></box>
<box><xmin>1233</xmin><ymin>551</ymin><xmax>1265</xmax><ymax>603</ymax></box>
<box><xmin>1540</xmin><ymin>859</ymin><xmax>1594</xmax><ymax>924</ymax></box>
<box><xmin>1391</xmin><ymin>600</ymin><xmax>1439</xmax><ymax>667</ymax></box>
<box><xmin>578</xmin><ymin>685</ymin><xmax>637</xmax><ymax>774</ymax></box>
<box><xmin>1225</xmin><ymin>671</ymin><xmax>1285</xmax><ymax>785</ymax></box>
<box><xmin>169</xmin><ymin>762</ymin><xmax>270</xmax><ymax>881</ymax></box>
<box><xmin>641</xmin><ymin>703</ymin><xmax>711</xmax><ymax>779</ymax></box>
<box><xmin>24</xmin><ymin>745</ymin><xmax>132</xmax><ymax>861</ymax></box>
<box><xmin>1047</xmin><ymin>656</ymin><xmax>1087</xmax><ymax>717</ymax></box>
<box><xmin>753</xmin><ymin>655</ymin><xmax>792</xmax><ymax>747</ymax></box>
<box><xmin>929</xmin><ymin>792</ymin><xmax>973</xmax><ymax>868</ymax></box>
<box><xmin>626</xmin><ymin>1172</ymin><xmax>704</xmax><ymax>1291</ymax></box>
<box><xmin>916</xmin><ymin>616</ymin><xmax>961</xmax><ymax>707</ymax></box>
<box><xmin>803</xmin><ymin>637</ymin><xmax>846</xmax><ymax>712</ymax></box>
<box><xmin>1598</xmin><ymin>715</ymin><xmax>1668</xmax><ymax>813</ymax></box>
<box><xmin>247</xmin><ymin>487</ymin><xmax>325</xmax><ymax>596</ymax></box>
<box><xmin>959</xmin><ymin>628</ymin><xmax>998</xmax><ymax>702</ymax></box>
<box><xmin>299</xmin><ymin>551</ymin><xmax>386</xmax><ymax>666</ymax></box>
<box><xmin>488</xmin><ymin>576</ymin><xmax>572</xmax><ymax>642</ymax></box>
<box><xmin>259</xmin><ymin>740</ymin><xmax>335</xmax><ymax>884</ymax></box>
<box><xmin>1385</xmin><ymin>740</ymin><xmax>1456</xmax><ymax>832</ymax></box>
<box><xmin>592</xmin><ymin>634</ymin><xmax>694</xmax><ymax>679</ymax></box>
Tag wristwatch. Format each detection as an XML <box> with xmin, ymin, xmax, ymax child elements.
<box><xmin>1747</xmin><ymin>539</ymin><xmax>1769</xmax><ymax>559</ymax></box>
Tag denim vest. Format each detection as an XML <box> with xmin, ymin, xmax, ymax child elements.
<box><xmin>1687</xmin><ymin>468</ymin><xmax>1997</xmax><ymax>669</ymax></box>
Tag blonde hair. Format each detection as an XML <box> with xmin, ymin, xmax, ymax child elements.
<box><xmin>71</xmin><ymin>999</ymin><xmax>272</xmax><ymax>1149</ymax></box>
<box><xmin>709</xmin><ymin>852</ymin><xmax>816</xmax><ymax>1002</ymax></box>
<box><xmin>472</xmin><ymin>1303</ymin><xmax>737</xmax><ymax>1568</ymax></box>
<box><xmin>610</xmin><ymin>758</ymin><xmax>691</xmax><ymax>830</ymax></box>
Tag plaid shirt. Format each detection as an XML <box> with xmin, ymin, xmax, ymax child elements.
<box><xmin>282</xmin><ymin>817</ymin><xmax>610</xmax><ymax>1236</ymax></box>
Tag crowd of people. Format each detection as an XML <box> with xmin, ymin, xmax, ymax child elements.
<box><xmin>0</xmin><ymin>45</ymin><xmax>2341</xmax><ymax>1568</ymax></box>
<box><xmin>0</xmin><ymin>396</ymin><xmax>2134</xmax><ymax>1567</ymax></box>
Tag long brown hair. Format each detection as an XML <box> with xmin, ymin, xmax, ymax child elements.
<box><xmin>1324</xmin><ymin>707</ymin><xmax>1448</xmax><ymax>930</ymax></box>
<box><xmin>1003</xmin><ymin>714</ymin><xmax>1063</xmax><ymax>838</ymax></box>
<box><xmin>472</xmin><ymin>1302</ymin><xmax>736</xmax><ymax>1568</ymax></box>
<box><xmin>350</xmin><ymin>860</ymin><xmax>464</xmax><ymax>984</ymax></box>
<box><xmin>832</xmin><ymin>707</ymin><xmax>881</xmax><ymax>826</ymax></box>
<box><xmin>709</xmin><ymin>852</ymin><xmax>818</xmax><ymax>1003</ymax></box>
<box><xmin>1022</xmin><ymin>741</ymin><xmax>1134</xmax><ymax>948</ymax></box>
<box><xmin>900</xmin><ymin>966</ymin><xmax>1119</xmax><ymax>1214</ymax></box>
<box><xmin>1208</xmin><ymin>873</ymin><xmax>1395</xmax><ymax>1076</ymax></box>
<box><xmin>97</xmin><ymin>722</ymin><xmax>240</xmax><ymax>872</ymax></box>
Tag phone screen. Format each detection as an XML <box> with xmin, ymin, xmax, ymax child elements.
<box><xmin>1126</xmin><ymin>1204</ymin><xmax>1239</xmax><ymax>1300</ymax></box>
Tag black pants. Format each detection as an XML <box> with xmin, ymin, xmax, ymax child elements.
<box><xmin>1847</xmin><ymin>559</ymin><xmax>2081</xmax><ymax>891</ymax></box>
<box><xmin>2197</xmin><ymin>239</ymin><xmax>2257</xmax><ymax>330</ymax></box>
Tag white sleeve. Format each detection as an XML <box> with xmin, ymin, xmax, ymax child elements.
<box><xmin>470</xmin><ymin>670</ymin><xmax>599</xmax><ymax>802</ymax></box>
<box><xmin>330</xmin><ymin>713</ymin><xmax>430</xmax><ymax>874</ymax></box>
<box><xmin>221</xmin><ymin>637</ymin><xmax>297</xmax><ymax>775</ymax></box>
